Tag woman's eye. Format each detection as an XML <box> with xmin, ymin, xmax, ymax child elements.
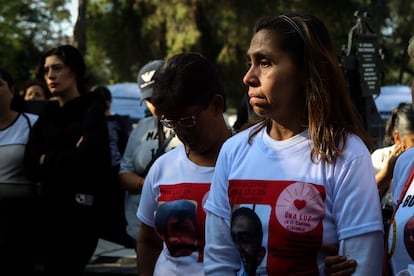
<box><xmin>260</xmin><ymin>60</ymin><xmax>271</xmax><ymax>67</ymax></box>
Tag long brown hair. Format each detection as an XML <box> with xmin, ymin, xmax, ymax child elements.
<box><xmin>248</xmin><ymin>13</ymin><xmax>372</xmax><ymax>163</ymax></box>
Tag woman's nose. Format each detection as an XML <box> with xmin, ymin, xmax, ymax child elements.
<box><xmin>243</xmin><ymin>67</ymin><xmax>259</xmax><ymax>87</ymax></box>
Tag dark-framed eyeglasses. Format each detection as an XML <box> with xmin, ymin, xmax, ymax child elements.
<box><xmin>160</xmin><ymin>108</ymin><xmax>204</xmax><ymax>129</ymax></box>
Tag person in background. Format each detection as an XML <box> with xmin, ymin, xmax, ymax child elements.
<box><xmin>119</xmin><ymin>60</ymin><xmax>181</xmax><ymax>248</ymax></box>
<box><xmin>21</xmin><ymin>79</ymin><xmax>51</xmax><ymax>101</ymax></box>
<box><xmin>136</xmin><ymin>53</ymin><xmax>233</xmax><ymax>275</ymax></box>
<box><xmin>23</xmin><ymin>44</ymin><xmax>113</xmax><ymax>275</ymax></box>
<box><xmin>203</xmin><ymin>13</ymin><xmax>384</xmax><ymax>275</ymax></box>
<box><xmin>89</xmin><ymin>85</ymin><xmax>132</xmax><ymax>247</ymax></box>
<box><xmin>326</xmin><ymin>36</ymin><xmax>414</xmax><ymax>276</ymax></box>
<box><xmin>381</xmin><ymin>34</ymin><xmax>414</xmax><ymax>276</ymax></box>
<box><xmin>373</xmin><ymin>103</ymin><xmax>414</xmax><ymax>198</ymax></box>
<box><xmin>386</xmin><ymin>142</ymin><xmax>414</xmax><ymax>275</ymax></box>
<box><xmin>372</xmin><ymin>103</ymin><xmax>414</xmax><ymax>226</ymax></box>
<box><xmin>0</xmin><ymin>68</ymin><xmax>39</xmax><ymax>275</ymax></box>
<box><xmin>20</xmin><ymin>79</ymin><xmax>54</xmax><ymax>116</ymax></box>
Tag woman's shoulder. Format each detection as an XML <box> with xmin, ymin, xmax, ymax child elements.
<box><xmin>393</xmin><ymin>148</ymin><xmax>414</xmax><ymax>200</ymax></box>
<box><xmin>220</xmin><ymin>125</ymin><xmax>259</xmax><ymax>155</ymax></box>
<box><xmin>339</xmin><ymin>133</ymin><xmax>373</xmax><ymax>162</ymax></box>
<box><xmin>133</xmin><ymin>116</ymin><xmax>157</xmax><ymax>131</ymax></box>
<box><xmin>150</xmin><ymin>144</ymin><xmax>185</xmax><ymax>168</ymax></box>
<box><xmin>371</xmin><ymin>144</ymin><xmax>393</xmax><ymax>155</ymax></box>
<box><xmin>345</xmin><ymin>133</ymin><xmax>371</xmax><ymax>149</ymax></box>
<box><xmin>395</xmin><ymin>147</ymin><xmax>414</xmax><ymax>172</ymax></box>
<box><xmin>225</xmin><ymin>126</ymin><xmax>252</xmax><ymax>143</ymax></box>
<box><xmin>22</xmin><ymin>112</ymin><xmax>39</xmax><ymax>124</ymax></box>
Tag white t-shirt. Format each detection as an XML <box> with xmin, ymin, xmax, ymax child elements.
<box><xmin>371</xmin><ymin>145</ymin><xmax>395</xmax><ymax>207</ymax></box>
<box><xmin>388</xmin><ymin>147</ymin><xmax>414</xmax><ymax>275</ymax></box>
<box><xmin>0</xmin><ymin>112</ymin><xmax>38</xmax><ymax>185</ymax></box>
<box><xmin>204</xmin><ymin>126</ymin><xmax>384</xmax><ymax>275</ymax></box>
<box><xmin>371</xmin><ymin>145</ymin><xmax>394</xmax><ymax>173</ymax></box>
<box><xmin>137</xmin><ymin>144</ymin><xmax>213</xmax><ymax>275</ymax></box>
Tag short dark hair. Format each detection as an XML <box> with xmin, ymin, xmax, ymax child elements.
<box><xmin>90</xmin><ymin>85</ymin><xmax>112</xmax><ymax>102</ymax></box>
<box><xmin>151</xmin><ymin>52</ymin><xmax>225</xmax><ymax>116</ymax></box>
<box><xmin>154</xmin><ymin>200</ymin><xmax>196</xmax><ymax>236</ymax></box>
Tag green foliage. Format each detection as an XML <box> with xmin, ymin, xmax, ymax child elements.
<box><xmin>382</xmin><ymin>0</ymin><xmax>414</xmax><ymax>85</ymax></box>
<box><xmin>3</xmin><ymin>0</ymin><xmax>414</xmax><ymax>109</ymax></box>
<box><xmin>0</xmin><ymin>0</ymin><xmax>71</xmax><ymax>91</ymax></box>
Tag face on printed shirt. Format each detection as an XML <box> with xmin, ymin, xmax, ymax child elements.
<box><xmin>155</xmin><ymin>200</ymin><xmax>198</xmax><ymax>257</ymax></box>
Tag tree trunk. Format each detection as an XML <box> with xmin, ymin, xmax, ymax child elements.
<box><xmin>72</xmin><ymin>0</ymin><xmax>87</xmax><ymax>56</ymax></box>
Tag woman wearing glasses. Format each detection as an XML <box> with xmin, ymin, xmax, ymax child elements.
<box><xmin>136</xmin><ymin>53</ymin><xmax>234</xmax><ymax>275</ymax></box>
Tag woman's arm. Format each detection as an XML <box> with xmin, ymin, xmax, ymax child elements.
<box><xmin>119</xmin><ymin>171</ymin><xmax>144</xmax><ymax>193</ymax></box>
<box><xmin>204</xmin><ymin>211</ymin><xmax>242</xmax><ymax>275</ymax></box>
<box><xmin>375</xmin><ymin>145</ymin><xmax>402</xmax><ymax>197</ymax></box>
<box><xmin>324</xmin><ymin>255</ymin><xmax>356</xmax><ymax>276</ymax></box>
<box><xmin>136</xmin><ymin>223</ymin><xmax>163</xmax><ymax>276</ymax></box>
<box><xmin>338</xmin><ymin>232</ymin><xmax>383</xmax><ymax>276</ymax></box>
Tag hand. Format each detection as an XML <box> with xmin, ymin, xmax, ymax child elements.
<box><xmin>138</xmin><ymin>176</ymin><xmax>145</xmax><ymax>192</ymax></box>
<box><xmin>384</xmin><ymin>144</ymin><xmax>404</xmax><ymax>176</ymax></box>
<box><xmin>324</xmin><ymin>255</ymin><xmax>356</xmax><ymax>276</ymax></box>
<box><xmin>39</xmin><ymin>154</ymin><xmax>46</xmax><ymax>165</ymax></box>
<box><xmin>389</xmin><ymin>144</ymin><xmax>403</xmax><ymax>161</ymax></box>
<box><xmin>323</xmin><ymin>244</ymin><xmax>356</xmax><ymax>276</ymax></box>
<box><xmin>76</xmin><ymin>136</ymin><xmax>84</xmax><ymax>148</ymax></box>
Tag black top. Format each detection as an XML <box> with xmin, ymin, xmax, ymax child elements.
<box><xmin>23</xmin><ymin>93</ymin><xmax>112</xmax><ymax>212</ymax></box>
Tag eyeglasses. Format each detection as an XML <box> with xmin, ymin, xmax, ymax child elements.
<box><xmin>160</xmin><ymin>108</ymin><xmax>204</xmax><ymax>129</ymax></box>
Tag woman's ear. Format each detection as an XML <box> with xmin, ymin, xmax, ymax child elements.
<box><xmin>393</xmin><ymin>130</ymin><xmax>401</xmax><ymax>144</ymax></box>
<box><xmin>211</xmin><ymin>94</ymin><xmax>225</xmax><ymax>115</ymax></box>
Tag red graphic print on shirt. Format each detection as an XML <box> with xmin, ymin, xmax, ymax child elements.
<box><xmin>229</xmin><ymin>180</ymin><xmax>326</xmax><ymax>275</ymax></box>
<box><xmin>158</xmin><ymin>183</ymin><xmax>210</xmax><ymax>262</ymax></box>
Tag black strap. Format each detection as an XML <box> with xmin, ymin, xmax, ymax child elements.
<box><xmin>21</xmin><ymin>112</ymin><xmax>32</xmax><ymax>130</ymax></box>
<box><xmin>140</xmin><ymin>122</ymin><xmax>174</xmax><ymax>177</ymax></box>
<box><xmin>382</xmin><ymin>166</ymin><xmax>414</xmax><ymax>275</ymax></box>
<box><xmin>157</xmin><ymin>120</ymin><xmax>165</xmax><ymax>148</ymax></box>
